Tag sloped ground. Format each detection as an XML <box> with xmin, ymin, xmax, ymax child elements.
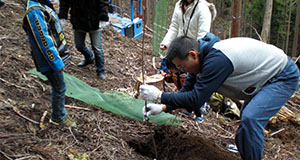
<box><xmin>0</xmin><ymin>1</ymin><xmax>299</xmax><ymax>159</ymax></box>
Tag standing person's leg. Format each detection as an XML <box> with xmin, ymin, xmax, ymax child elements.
<box><xmin>44</xmin><ymin>71</ymin><xmax>76</xmax><ymax>127</ymax></box>
<box><xmin>235</xmin><ymin>60</ymin><xmax>299</xmax><ymax>160</ymax></box>
<box><xmin>74</xmin><ymin>30</ymin><xmax>95</xmax><ymax>67</ymax></box>
<box><xmin>89</xmin><ymin>29</ymin><xmax>106</xmax><ymax>80</ymax></box>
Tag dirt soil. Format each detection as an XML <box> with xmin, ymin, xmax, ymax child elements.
<box><xmin>1</xmin><ymin>1</ymin><xmax>300</xmax><ymax>160</ymax></box>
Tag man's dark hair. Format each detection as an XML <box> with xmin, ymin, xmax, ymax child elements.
<box><xmin>180</xmin><ymin>0</ymin><xmax>194</xmax><ymax>12</ymax></box>
<box><xmin>167</xmin><ymin>36</ymin><xmax>199</xmax><ymax>64</ymax></box>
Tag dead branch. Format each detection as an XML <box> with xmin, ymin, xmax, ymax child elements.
<box><xmin>65</xmin><ymin>105</ymin><xmax>91</xmax><ymax>111</ymax></box>
<box><xmin>69</xmin><ymin>127</ymin><xmax>79</xmax><ymax>143</ymax></box>
<box><xmin>39</xmin><ymin>111</ymin><xmax>48</xmax><ymax>129</ymax></box>
<box><xmin>152</xmin><ymin>56</ymin><xmax>158</xmax><ymax>70</ymax></box>
<box><xmin>0</xmin><ymin>77</ymin><xmax>28</xmax><ymax>90</ymax></box>
<box><xmin>145</xmin><ymin>25</ymin><xmax>153</xmax><ymax>33</ymax></box>
<box><xmin>0</xmin><ymin>133</ymin><xmax>33</xmax><ymax>139</ymax></box>
<box><xmin>12</xmin><ymin>107</ymin><xmax>39</xmax><ymax>124</ymax></box>
<box><xmin>32</xmin><ymin>78</ymin><xmax>46</xmax><ymax>92</ymax></box>
<box><xmin>15</xmin><ymin>155</ymin><xmax>41</xmax><ymax>160</ymax></box>
<box><xmin>270</xmin><ymin>128</ymin><xmax>285</xmax><ymax>137</ymax></box>
<box><xmin>0</xmin><ymin>150</ymin><xmax>13</xmax><ymax>160</ymax></box>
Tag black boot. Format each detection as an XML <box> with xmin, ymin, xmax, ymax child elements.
<box><xmin>97</xmin><ymin>71</ymin><xmax>106</xmax><ymax>80</ymax></box>
<box><xmin>77</xmin><ymin>56</ymin><xmax>95</xmax><ymax>67</ymax></box>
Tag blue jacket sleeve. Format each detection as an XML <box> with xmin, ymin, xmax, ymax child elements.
<box><xmin>161</xmin><ymin>50</ymin><xmax>234</xmax><ymax>116</ymax></box>
<box><xmin>25</xmin><ymin>9</ymin><xmax>64</xmax><ymax>72</ymax></box>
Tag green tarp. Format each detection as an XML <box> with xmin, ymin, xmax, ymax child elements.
<box><xmin>29</xmin><ymin>69</ymin><xmax>181</xmax><ymax>125</ymax></box>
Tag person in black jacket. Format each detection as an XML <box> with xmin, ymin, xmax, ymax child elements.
<box><xmin>58</xmin><ymin>0</ymin><xmax>109</xmax><ymax>80</ymax></box>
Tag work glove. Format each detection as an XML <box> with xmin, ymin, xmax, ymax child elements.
<box><xmin>199</xmin><ymin>102</ymin><xmax>210</xmax><ymax>115</ymax></box>
<box><xmin>99</xmin><ymin>21</ymin><xmax>109</xmax><ymax>30</ymax></box>
<box><xmin>139</xmin><ymin>84</ymin><xmax>162</xmax><ymax>103</ymax></box>
<box><xmin>160</xmin><ymin>44</ymin><xmax>167</xmax><ymax>50</ymax></box>
<box><xmin>59</xmin><ymin>19</ymin><xmax>67</xmax><ymax>27</ymax></box>
<box><xmin>143</xmin><ymin>104</ymin><xmax>164</xmax><ymax>116</ymax></box>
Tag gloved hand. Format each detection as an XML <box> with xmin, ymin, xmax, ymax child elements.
<box><xmin>143</xmin><ymin>104</ymin><xmax>164</xmax><ymax>116</ymax></box>
<box><xmin>199</xmin><ymin>102</ymin><xmax>210</xmax><ymax>115</ymax></box>
<box><xmin>99</xmin><ymin>21</ymin><xmax>109</xmax><ymax>30</ymax></box>
<box><xmin>59</xmin><ymin>19</ymin><xmax>67</xmax><ymax>27</ymax></box>
<box><xmin>139</xmin><ymin>84</ymin><xmax>162</xmax><ymax>103</ymax></box>
<box><xmin>160</xmin><ymin>44</ymin><xmax>167</xmax><ymax>50</ymax></box>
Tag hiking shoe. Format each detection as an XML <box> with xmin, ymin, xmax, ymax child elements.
<box><xmin>227</xmin><ymin>144</ymin><xmax>238</xmax><ymax>153</ymax></box>
<box><xmin>97</xmin><ymin>71</ymin><xmax>106</xmax><ymax>80</ymax></box>
<box><xmin>51</xmin><ymin>115</ymin><xmax>77</xmax><ymax>127</ymax></box>
<box><xmin>195</xmin><ymin>115</ymin><xmax>204</xmax><ymax>123</ymax></box>
<box><xmin>77</xmin><ymin>56</ymin><xmax>94</xmax><ymax>67</ymax></box>
<box><xmin>200</xmin><ymin>102</ymin><xmax>210</xmax><ymax>115</ymax></box>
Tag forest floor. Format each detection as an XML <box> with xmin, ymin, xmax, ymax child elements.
<box><xmin>0</xmin><ymin>1</ymin><xmax>300</xmax><ymax>160</ymax></box>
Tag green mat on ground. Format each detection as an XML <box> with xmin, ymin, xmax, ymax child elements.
<box><xmin>29</xmin><ymin>69</ymin><xmax>182</xmax><ymax>125</ymax></box>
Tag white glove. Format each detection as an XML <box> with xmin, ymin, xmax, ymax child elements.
<box><xmin>139</xmin><ymin>84</ymin><xmax>162</xmax><ymax>103</ymax></box>
<box><xmin>199</xmin><ymin>102</ymin><xmax>210</xmax><ymax>115</ymax></box>
<box><xmin>143</xmin><ymin>104</ymin><xmax>164</xmax><ymax>116</ymax></box>
<box><xmin>160</xmin><ymin>44</ymin><xmax>167</xmax><ymax>50</ymax></box>
<box><xmin>99</xmin><ymin>21</ymin><xmax>109</xmax><ymax>30</ymax></box>
<box><xmin>59</xmin><ymin>19</ymin><xmax>67</xmax><ymax>27</ymax></box>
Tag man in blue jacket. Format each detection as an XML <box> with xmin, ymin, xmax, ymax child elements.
<box><xmin>22</xmin><ymin>0</ymin><xmax>76</xmax><ymax>127</ymax></box>
<box><xmin>140</xmin><ymin>33</ymin><xmax>299</xmax><ymax>160</ymax></box>
<box><xmin>58</xmin><ymin>0</ymin><xmax>109</xmax><ymax>80</ymax></box>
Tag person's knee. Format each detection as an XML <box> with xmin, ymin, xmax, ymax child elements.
<box><xmin>240</xmin><ymin>113</ymin><xmax>259</xmax><ymax>128</ymax></box>
<box><xmin>53</xmin><ymin>85</ymin><xmax>66</xmax><ymax>95</ymax></box>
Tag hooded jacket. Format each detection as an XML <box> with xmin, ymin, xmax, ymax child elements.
<box><xmin>22</xmin><ymin>0</ymin><xmax>65</xmax><ymax>73</ymax></box>
<box><xmin>161</xmin><ymin>33</ymin><xmax>288</xmax><ymax>116</ymax></box>
<box><xmin>58</xmin><ymin>0</ymin><xmax>109</xmax><ymax>32</ymax></box>
<box><xmin>161</xmin><ymin>0</ymin><xmax>216</xmax><ymax>48</ymax></box>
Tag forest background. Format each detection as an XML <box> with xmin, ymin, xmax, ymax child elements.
<box><xmin>112</xmin><ymin>0</ymin><xmax>300</xmax><ymax>57</ymax></box>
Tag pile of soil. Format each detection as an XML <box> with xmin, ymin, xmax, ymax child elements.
<box><xmin>0</xmin><ymin>1</ymin><xmax>299</xmax><ymax>159</ymax></box>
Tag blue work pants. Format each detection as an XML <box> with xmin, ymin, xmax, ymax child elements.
<box><xmin>236</xmin><ymin>59</ymin><xmax>299</xmax><ymax>160</ymax></box>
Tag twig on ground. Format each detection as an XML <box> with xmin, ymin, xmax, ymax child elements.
<box><xmin>0</xmin><ymin>77</ymin><xmax>28</xmax><ymax>90</ymax></box>
<box><xmin>15</xmin><ymin>155</ymin><xmax>40</xmax><ymax>160</ymax></box>
<box><xmin>12</xmin><ymin>107</ymin><xmax>39</xmax><ymax>124</ymax></box>
<box><xmin>270</xmin><ymin>128</ymin><xmax>285</xmax><ymax>137</ymax></box>
<box><xmin>91</xmin><ymin>144</ymin><xmax>104</xmax><ymax>154</ymax></box>
<box><xmin>65</xmin><ymin>105</ymin><xmax>91</xmax><ymax>111</ymax></box>
<box><xmin>69</xmin><ymin>127</ymin><xmax>79</xmax><ymax>143</ymax></box>
<box><xmin>0</xmin><ymin>150</ymin><xmax>13</xmax><ymax>160</ymax></box>
<box><xmin>39</xmin><ymin>111</ymin><xmax>48</xmax><ymax>129</ymax></box>
<box><xmin>0</xmin><ymin>133</ymin><xmax>33</xmax><ymax>139</ymax></box>
<box><xmin>32</xmin><ymin>78</ymin><xmax>46</xmax><ymax>92</ymax></box>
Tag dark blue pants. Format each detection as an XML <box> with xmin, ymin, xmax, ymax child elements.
<box><xmin>44</xmin><ymin>71</ymin><xmax>67</xmax><ymax>121</ymax></box>
<box><xmin>236</xmin><ymin>59</ymin><xmax>299</xmax><ymax>160</ymax></box>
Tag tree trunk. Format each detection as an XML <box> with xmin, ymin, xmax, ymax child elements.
<box><xmin>292</xmin><ymin>0</ymin><xmax>300</xmax><ymax>57</ymax></box>
<box><xmin>261</xmin><ymin>0</ymin><xmax>273</xmax><ymax>43</ymax></box>
<box><xmin>231</xmin><ymin>0</ymin><xmax>242</xmax><ymax>37</ymax></box>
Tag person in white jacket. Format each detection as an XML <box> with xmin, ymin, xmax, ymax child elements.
<box><xmin>160</xmin><ymin>0</ymin><xmax>216</xmax><ymax>50</ymax></box>
<box><xmin>158</xmin><ymin>0</ymin><xmax>217</xmax><ymax>122</ymax></box>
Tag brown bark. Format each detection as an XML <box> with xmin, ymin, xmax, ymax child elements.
<box><xmin>261</xmin><ymin>0</ymin><xmax>273</xmax><ymax>43</ymax></box>
<box><xmin>231</xmin><ymin>0</ymin><xmax>242</xmax><ymax>37</ymax></box>
<box><xmin>292</xmin><ymin>0</ymin><xmax>300</xmax><ymax>57</ymax></box>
